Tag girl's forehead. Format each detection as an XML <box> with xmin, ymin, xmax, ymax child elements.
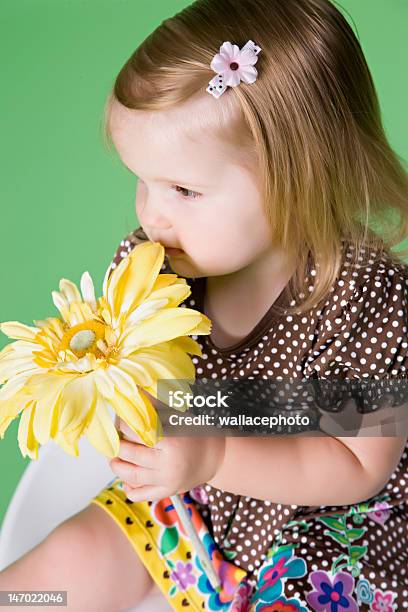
<box><xmin>109</xmin><ymin>99</ymin><xmax>234</xmax><ymax>173</ymax></box>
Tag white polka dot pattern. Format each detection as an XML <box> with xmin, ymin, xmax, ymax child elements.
<box><xmin>108</xmin><ymin>228</ymin><xmax>408</xmax><ymax>582</ymax></box>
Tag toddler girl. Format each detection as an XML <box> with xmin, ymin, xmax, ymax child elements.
<box><xmin>1</xmin><ymin>0</ymin><xmax>407</xmax><ymax>610</ymax></box>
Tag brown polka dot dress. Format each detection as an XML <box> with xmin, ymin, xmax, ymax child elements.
<box><xmin>108</xmin><ymin>226</ymin><xmax>408</xmax><ymax>610</ymax></box>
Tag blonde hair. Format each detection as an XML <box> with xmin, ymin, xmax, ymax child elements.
<box><xmin>101</xmin><ymin>0</ymin><xmax>408</xmax><ymax>316</ymax></box>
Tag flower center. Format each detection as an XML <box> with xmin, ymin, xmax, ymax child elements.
<box><xmin>59</xmin><ymin>320</ymin><xmax>107</xmax><ymax>359</ymax></box>
<box><xmin>229</xmin><ymin>61</ymin><xmax>239</xmax><ymax>70</ymax></box>
<box><xmin>69</xmin><ymin>329</ymin><xmax>95</xmax><ymax>352</ymax></box>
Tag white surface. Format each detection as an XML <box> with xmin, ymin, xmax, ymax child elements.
<box><xmin>0</xmin><ymin>424</ymin><xmax>171</xmax><ymax>611</ymax></box>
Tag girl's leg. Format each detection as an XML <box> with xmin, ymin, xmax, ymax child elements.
<box><xmin>0</xmin><ymin>502</ymin><xmax>154</xmax><ymax>611</ymax></box>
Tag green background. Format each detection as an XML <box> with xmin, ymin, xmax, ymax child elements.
<box><xmin>0</xmin><ymin>0</ymin><xmax>407</xmax><ymax>527</ymax></box>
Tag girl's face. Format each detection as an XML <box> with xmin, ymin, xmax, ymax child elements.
<box><xmin>109</xmin><ymin>97</ymin><xmax>276</xmax><ymax>279</ymax></box>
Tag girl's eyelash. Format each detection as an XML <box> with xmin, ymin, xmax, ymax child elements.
<box><xmin>135</xmin><ymin>176</ymin><xmax>201</xmax><ymax>200</ymax></box>
<box><xmin>172</xmin><ymin>185</ymin><xmax>201</xmax><ymax>199</ymax></box>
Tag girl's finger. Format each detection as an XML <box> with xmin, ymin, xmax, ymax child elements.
<box><xmin>116</xmin><ymin>417</ymin><xmax>145</xmax><ymax>445</ymax></box>
<box><xmin>124</xmin><ymin>484</ymin><xmax>172</xmax><ymax>503</ymax></box>
<box><xmin>109</xmin><ymin>458</ymin><xmax>158</xmax><ymax>488</ymax></box>
<box><xmin>117</xmin><ymin>439</ymin><xmax>160</xmax><ymax>468</ymax></box>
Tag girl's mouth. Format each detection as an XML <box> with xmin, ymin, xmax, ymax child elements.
<box><xmin>165</xmin><ymin>247</ymin><xmax>184</xmax><ymax>256</ymax></box>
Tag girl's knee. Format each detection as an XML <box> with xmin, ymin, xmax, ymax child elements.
<box><xmin>1</xmin><ymin>504</ymin><xmax>153</xmax><ymax>610</ymax></box>
<box><xmin>45</xmin><ymin>509</ymin><xmax>101</xmax><ymax>570</ymax></box>
<box><xmin>49</xmin><ymin>503</ymin><xmax>154</xmax><ymax>608</ymax></box>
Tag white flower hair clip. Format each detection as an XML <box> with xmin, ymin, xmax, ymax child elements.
<box><xmin>206</xmin><ymin>40</ymin><xmax>262</xmax><ymax>99</ymax></box>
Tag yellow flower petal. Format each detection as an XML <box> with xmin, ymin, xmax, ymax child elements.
<box><xmin>116</xmin><ymin>388</ymin><xmax>163</xmax><ymax>447</ymax></box>
<box><xmin>150</xmin><ymin>273</ymin><xmax>180</xmax><ymax>291</ymax></box>
<box><xmin>0</xmin><ymin>367</ymin><xmax>42</xmax><ymax>401</ymax></box>
<box><xmin>134</xmin><ymin>343</ymin><xmax>196</xmax><ymax>381</ymax></box>
<box><xmin>125</xmin><ymin>299</ymin><xmax>169</xmax><ymax>327</ymax></box>
<box><xmin>64</xmin><ymin>301</ymin><xmax>93</xmax><ymax>327</ymax></box>
<box><xmin>120</xmin><ymin>308</ymin><xmax>211</xmax><ymax>350</ymax></box>
<box><xmin>0</xmin><ymin>322</ymin><xmax>40</xmax><ymax>341</ymax></box>
<box><xmin>28</xmin><ymin>373</ymin><xmax>70</xmax><ymax>445</ymax></box>
<box><xmin>0</xmin><ymin>344</ymin><xmax>14</xmax><ymax>360</ymax></box>
<box><xmin>93</xmin><ymin>368</ymin><xmax>115</xmax><ymax>399</ymax></box>
<box><xmin>142</xmin><ymin>280</ymin><xmax>191</xmax><ymax>309</ymax></box>
<box><xmin>106</xmin><ymin>364</ymin><xmax>141</xmax><ymax>400</ymax></box>
<box><xmin>17</xmin><ymin>400</ymin><xmax>39</xmax><ymax>460</ymax></box>
<box><xmin>54</xmin><ymin>389</ymin><xmax>97</xmax><ymax>456</ymax></box>
<box><xmin>169</xmin><ymin>336</ymin><xmax>203</xmax><ymax>357</ymax></box>
<box><xmin>109</xmin><ymin>388</ymin><xmax>150</xmax><ymax>435</ymax></box>
<box><xmin>107</xmin><ymin>241</ymin><xmax>165</xmax><ymax>321</ymax></box>
<box><xmin>58</xmin><ymin>374</ymin><xmax>97</xmax><ymax>432</ymax></box>
<box><xmin>54</xmin><ymin>425</ymin><xmax>81</xmax><ymax>457</ymax></box>
<box><xmin>118</xmin><ymin>358</ymin><xmax>154</xmax><ymax>388</ymax></box>
<box><xmin>186</xmin><ymin>318</ymin><xmax>213</xmax><ymax>335</ymax></box>
<box><xmin>85</xmin><ymin>395</ymin><xmax>120</xmax><ymax>458</ymax></box>
<box><xmin>0</xmin><ymin>353</ymin><xmax>38</xmax><ymax>386</ymax></box>
<box><xmin>144</xmin><ymin>379</ymin><xmax>193</xmax><ymax>412</ymax></box>
<box><xmin>0</xmin><ymin>393</ymin><xmax>31</xmax><ymax>438</ymax></box>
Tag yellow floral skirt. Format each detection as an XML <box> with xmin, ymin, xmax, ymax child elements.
<box><xmin>90</xmin><ymin>477</ymin><xmax>249</xmax><ymax>611</ymax></box>
<box><xmin>91</xmin><ymin>477</ymin><xmax>403</xmax><ymax>611</ymax></box>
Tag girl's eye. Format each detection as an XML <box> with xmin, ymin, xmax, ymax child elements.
<box><xmin>172</xmin><ymin>185</ymin><xmax>201</xmax><ymax>200</ymax></box>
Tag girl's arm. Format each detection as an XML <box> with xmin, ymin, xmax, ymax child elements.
<box><xmin>206</xmin><ymin>428</ymin><xmax>407</xmax><ymax>506</ymax></box>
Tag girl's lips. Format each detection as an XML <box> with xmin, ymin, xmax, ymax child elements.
<box><xmin>165</xmin><ymin>247</ymin><xmax>184</xmax><ymax>256</ymax></box>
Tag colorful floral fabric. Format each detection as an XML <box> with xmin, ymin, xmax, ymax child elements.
<box><xmin>91</xmin><ymin>478</ymin><xmax>405</xmax><ymax>610</ymax></box>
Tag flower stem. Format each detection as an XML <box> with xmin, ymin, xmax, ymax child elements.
<box><xmin>170</xmin><ymin>494</ymin><xmax>221</xmax><ymax>590</ymax></box>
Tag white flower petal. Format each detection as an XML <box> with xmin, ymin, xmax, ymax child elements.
<box><xmin>3</xmin><ymin>341</ymin><xmax>41</xmax><ymax>356</ymax></box>
<box><xmin>58</xmin><ymin>373</ymin><xmax>96</xmax><ymax>432</ymax></box>
<box><xmin>224</xmin><ymin>70</ymin><xmax>242</xmax><ymax>87</ymax></box>
<box><xmin>238</xmin><ymin>49</ymin><xmax>259</xmax><ymax>67</ymax></box>
<box><xmin>106</xmin><ymin>365</ymin><xmax>140</xmax><ymax>400</ymax></box>
<box><xmin>17</xmin><ymin>400</ymin><xmax>38</xmax><ymax>460</ymax></box>
<box><xmin>230</xmin><ymin>43</ymin><xmax>240</xmax><ymax>60</ymax></box>
<box><xmin>93</xmin><ymin>369</ymin><xmax>115</xmax><ymax>399</ymax></box>
<box><xmin>56</xmin><ymin>355</ymin><xmax>93</xmax><ymax>373</ymax></box>
<box><xmin>80</xmin><ymin>271</ymin><xmax>97</xmax><ymax>309</ymax></box>
<box><xmin>125</xmin><ymin>298</ymin><xmax>169</xmax><ymax>326</ymax></box>
<box><xmin>0</xmin><ymin>322</ymin><xmax>40</xmax><ymax>341</ymax></box>
<box><xmin>0</xmin><ymin>367</ymin><xmax>41</xmax><ymax>400</ymax></box>
<box><xmin>119</xmin><ymin>358</ymin><xmax>154</xmax><ymax>388</ymax></box>
<box><xmin>239</xmin><ymin>65</ymin><xmax>258</xmax><ymax>84</ymax></box>
<box><xmin>59</xmin><ymin>279</ymin><xmax>82</xmax><ymax>304</ymax></box>
<box><xmin>85</xmin><ymin>394</ymin><xmax>119</xmax><ymax>458</ymax></box>
<box><xmin>0</xmin><ymin>355</ymin><xmax>38</xmax><ymax>386</ymax></box>
<box><xmin>52</xmin><ymin>291</ymin><xmax>68</xmax><ymax>314</ymax></box>
<box><xmin>210</xmin><ymin>54</ymin><xmax>229</xmax><ymax>73</ymax></box>
<box><xmin>219</xmin><ymin>41</ymin><xmax>235</xmax><ymax>60</ymax></box>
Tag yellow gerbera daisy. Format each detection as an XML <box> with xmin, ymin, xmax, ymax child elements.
<box><xmin>0</xmin><ymin>241</ymin><xmax>211</xmax><ymax>460</ymax></box>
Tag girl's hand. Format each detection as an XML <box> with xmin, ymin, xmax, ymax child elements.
<box><xmin>109</xmin><ymin>417</ymin><xmax>226</xmax><ymax>502</ymax></box>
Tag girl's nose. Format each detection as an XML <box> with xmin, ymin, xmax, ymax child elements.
<box><xmin>136</xmin><ymin>181</ymin><xmax>171</xmax><ymax>230</ymax></box>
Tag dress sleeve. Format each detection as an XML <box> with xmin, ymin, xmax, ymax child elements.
<box><xmin>302</xmin><ymin>253</ymin><xmax>408</xmax><ymax>435</ymax></box>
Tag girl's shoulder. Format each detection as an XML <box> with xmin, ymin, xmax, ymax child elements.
<box><xmin>303</xmin><ymin>241</ymin><xmax>408</xmax><ymax>380</ymax></box>
<box><xmin>332</xmin><ymin>240</ymin><xmax>408</xmax><ymax>307</ymax></box>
